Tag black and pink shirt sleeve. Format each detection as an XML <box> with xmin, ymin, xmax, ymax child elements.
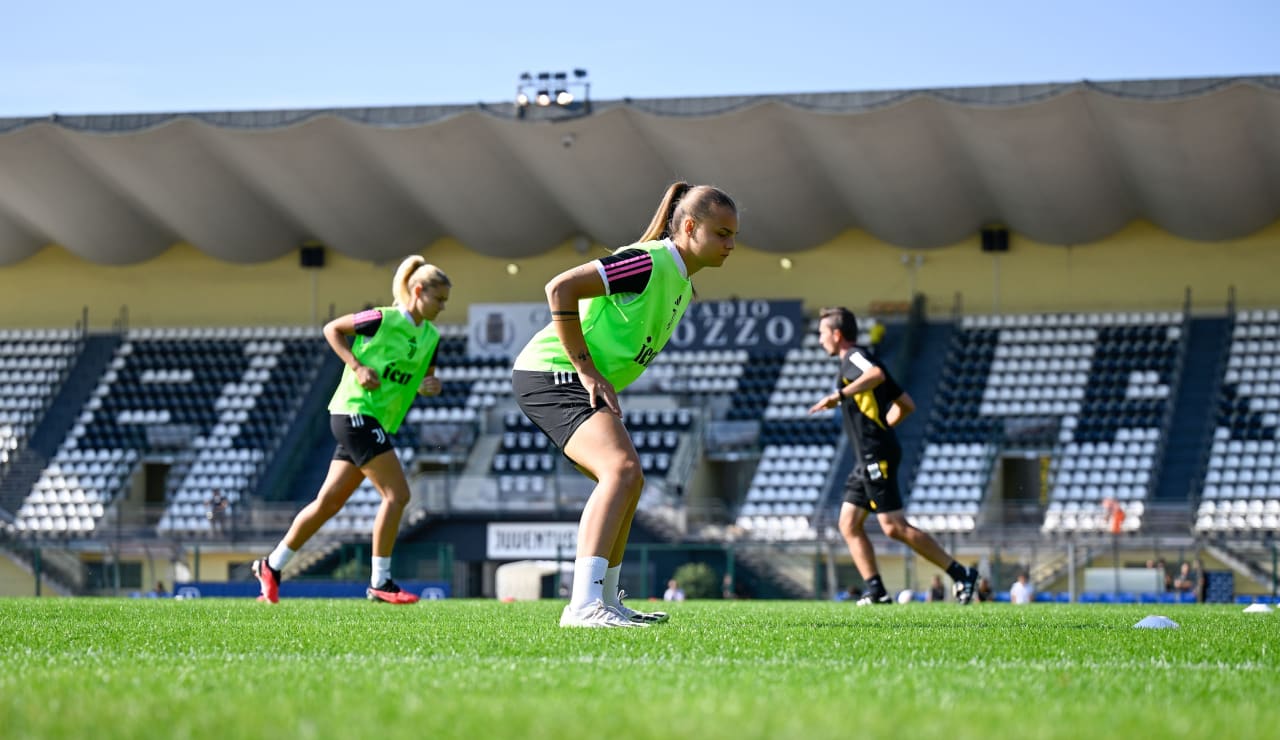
<box><xmin>352</xmin><ymin>309</ymin><xmax>384</xmax><ymax>337</ymax></box>
<box><xmin>594</xmin><ymin>248</ymin><xmax>654</xmax><ymax>295</ymax></box>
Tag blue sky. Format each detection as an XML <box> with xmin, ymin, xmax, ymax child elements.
<box><xmin>3</xmin><ymin>0</ymin><xmax>1277</xmax><ymax>116</ymax></box>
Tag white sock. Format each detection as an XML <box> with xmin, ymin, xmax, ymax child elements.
<box><xmin>267</xmin><ymin>543</ymin><xmax>295</xmax><ymax>572</ymax></box>
<box><xmin>570</xmin><ymin>556</ymin><xmax>608</xmax><ymax>610</ymax></box>
<box><xmin>371</xmin><ymin>556</ymin><xmax>392</xmax><ymax>588</ymax></box>
<box><xmin>602</xmin><ymin>565</ymin><xmax>622</xmax><ymax>606</ymax></box>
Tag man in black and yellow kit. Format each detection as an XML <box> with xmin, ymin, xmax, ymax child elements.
<box><xmin>809</xmin><ymin>307</ymin><xmax>979</xmax><ymax>605</ymax></box>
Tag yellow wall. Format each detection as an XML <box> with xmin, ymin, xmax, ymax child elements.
<box><xmin>75</xmin><ymin>549</ymin><xmax>255</xmax><ymax>586</ymax></box>
<box><xmin>2</xmin><ymin>220</ymin><xmax>1279</xmax><ymax>330</ymax></box>
<box><xmin>0</xmin><ymin>239</ymin><xmax>598</xmax><ymax>330</ymax></box>
<box><xmin>181</xmin><ymin>550</ymin><xmax>256</xmax><ymax>583</ymax></box>
<box><xmin>693</xmin><ymin>219</ymin><xmax>1280</xmax><ymax>316</ymax></box>
<box><xmin>0</xmin><ymin>552</ymin><xmax>69</xmax><ymax>596</ymax></box>
<box><xmin>0</xmin><ymin>553</ymin><xmax>38</xmax><ymax>596</ymax></box>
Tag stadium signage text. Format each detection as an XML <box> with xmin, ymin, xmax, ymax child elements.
<box><xmin>666</xmin><ymin>299</ymin><xmax>804</xmax><ymax>351</ymax></box>
<box><xmin>487</xmin><ymin>522</ymin><xmax>579</xmax><ymax>559</ymax></box>
<box><xmin>469</xmin><ymin>299</ymin><xmax>805</xmax><ymax>357</ymax></box>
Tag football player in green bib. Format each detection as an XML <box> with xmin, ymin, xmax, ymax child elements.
<box><xmin>253</xmin><ymin>256</ymin><xmax>451</xmax><ymax>605</ymax></box>
<box><xmin>513</xmin><ymin>182</ymin><xmax>739</xmax><ymax>627</ymax></box>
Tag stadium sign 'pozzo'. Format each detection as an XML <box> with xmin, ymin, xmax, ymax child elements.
<box><xmin>666</xmin><ymin>299</ymin><xmax>805</xmax><ymax>351</ymax></box>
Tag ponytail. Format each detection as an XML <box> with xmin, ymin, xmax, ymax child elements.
<box><xmin>637</xmin><ymin>181</ymin><xmax>737</xmax><ymax>244</ymax></box>
<box><xmin>637</xmin><ymin>182</ymin><xmax>692</xmax><ymax>242</ymax></box>
<box><xmin>392</xmin><ymin>255</ymin><xmax>451</xmax><ymax>307</ymax></box>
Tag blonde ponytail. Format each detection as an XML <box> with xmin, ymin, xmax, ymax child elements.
<box><xmin>392</xmin><ymin>256</ymin><xmax>451</xmax><ymax>306</ymax></box>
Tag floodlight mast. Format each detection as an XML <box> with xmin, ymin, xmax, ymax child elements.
<box><xmin>515</xmin><ymin>69</ymin><xmax>591</xmax><ymax>119</ymax></box>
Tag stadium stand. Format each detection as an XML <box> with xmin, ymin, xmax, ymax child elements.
<box><xmin>491</xmin><ymin>403</ymin><xmax>693</xmax><ymax>509</ymax></box>
<box><xmin>1195</xmin><ymin>308</ymin><xmax>1280</xmax><ymax>535</ymax></box>
<box><xmin>0</xmin><ymin>329</ymin><xmax>80</xmax><ymax>467</ymax></box>
<box><xmin>733</xmin><ymin>320</ymin><xmax>878</xmax><ymax>540</ymax></box>
<box><xmin>426</xmin><ymin>324</ymin><xmax>501</xmax><ymax>417</ymax></box>
<box><xmin>13</xmin><ymin>327</ymin><xmax>327</xmax><ymax>537</ymax></box>
<box><xmin>727</xmin><ymin>351</ymin><xmax>785</xmax><ymax>423</ymax></box>
<box><xmin>646</xmin><ymin>348</ymin><xmax>746</xmax><ymax>395</ymax></box>
<box><xmin>910</xmin><ymin>311</ymin><xmax>1185</xmax><ymax>534</ymax></box>
<box><xmin>0</xmin><ymin>310</ymin><xmax>1227</xmax><ymax>545</ymax></box>
<box><xmin>3</xmin><ymin>308</ymin><xmax>1274</xmax><ymax>601</ymax></box>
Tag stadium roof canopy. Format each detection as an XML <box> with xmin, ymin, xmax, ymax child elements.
<box><xmin>1</xmin><ymin>75</ymin><xmax>1278</xmax><ymax>266</ymax></box>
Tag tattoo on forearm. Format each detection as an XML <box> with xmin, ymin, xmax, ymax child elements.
<box><xmin>574</xmin><ymin>351</ymin><xmax>591</xmax><ymax>363</ymax></box>
<box><xmin>552</xmin><ymin>310</ymin><xmax>580</xmax><ymax>322</ymax></box>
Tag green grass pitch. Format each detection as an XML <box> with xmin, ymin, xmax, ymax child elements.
<box><xmin>0</xmin><ymin>598</ymin><xmax>1276</xmax><ymax>739</ymax></box>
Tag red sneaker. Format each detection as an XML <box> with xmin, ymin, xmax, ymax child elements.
<box><xmin>367</xmin><ymin>579</ymin><xmax>419</xmax><ymax>604</ymax></box>
<box><xmin>252</xmin><ymin>559</ymin><xmax>280</xmax><ymax>604</ymax></box>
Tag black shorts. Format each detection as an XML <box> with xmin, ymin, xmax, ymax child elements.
<box><xmin>511</xmin><ymin>370</ymin><xmax>604</xmax><ymax>450</ymax></box>
<box><xmin>842</xmin><ymin>450</ymin><xmax>904</xmax><ymax>514</ymax></box>
<box><xmin>330</xmin><ymin>413</ymin><xmax>395</xmax><ymax>467</ymax></box>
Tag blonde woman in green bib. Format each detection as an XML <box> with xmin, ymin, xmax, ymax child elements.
<box><xmin>253</xmin><ymin>256</ymin><xmax>451</xmax><ymax>605</ymax></box>
<box><xmin>512</xmin><ymin>182</ymin><xmax>739</xmax><ymax>627</ymax></box>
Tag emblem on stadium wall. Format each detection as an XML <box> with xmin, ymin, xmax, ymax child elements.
<box><xmin>468</xmin><ymin>302</ymin><xmax>552</xmax><ymax>358</ymax></box>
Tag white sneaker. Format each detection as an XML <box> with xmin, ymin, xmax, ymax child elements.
<box><xmin>560</xmin><ymin>599</ymin><xmax>646</xmax><ymax>628</ymax></box>
<box><xmin>610</xmin><ymin>590</ymin><xmax>669</xmax><ymax>624</ymax></box>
